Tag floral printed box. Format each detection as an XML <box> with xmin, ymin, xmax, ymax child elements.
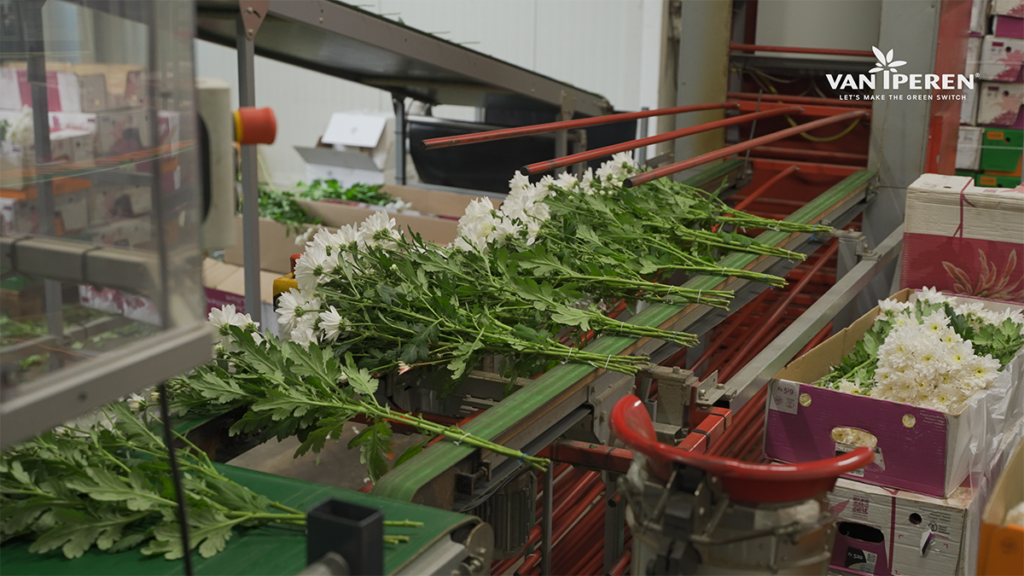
<box><xmin>901</xmin><ymin>174</ymin><xmax>1023</xmax><ymax>302</ymax></box>
<box><xmin>977</xmin><ymin>81</ymin><xmax>1024</xmax><ymax>126</ymax></box>
<box><xmin>979</xmin><ymin>36</ymin><xmax>1024</xmax><ymax>82</ymax></box>
<box><xmin>764</xmin><ymin>289</ymin><xmax>1024</xmax><ymax>498</ymax></box>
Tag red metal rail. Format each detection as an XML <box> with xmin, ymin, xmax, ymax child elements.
<box><xmin>732</xmin><ymin>98</ymin><xmax>870</xmax><ymax>119</ymax></box>
<box><xmin>730</xmin><ymin>43</ymin><xmax>875</xmax><ymax>58</ymax></box>
<box><xmin>733</xmin><ymin>164</ymin><xmax>799</xmax><ymax>212</ymax></box>
<box><xmin>750</xmin><ymin>146</ymin><xmax>869</xmax><ymax>164</ymax></box>
<box><xmin>728</xmin><ymin>91</ymin><xmax>872</xmax><ymax>109</ymax></box>
<box><xmin>624</xmin><ymin>110</ymin><xmax>868</xmax><ymax>187</ymax></box>
<box><xmin>521</xmin><ymin>106</ymin><xmax>803</xmax><ymax>175</ymax></box>
<box><xmin>419</xmin><ymin>102</ymin><xmax>737</xmax><ymax>150</ymax></box>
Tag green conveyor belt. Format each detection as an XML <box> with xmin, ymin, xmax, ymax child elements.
<box><xmin>0</xmin><ymin>464</ymin><xmax>477</xmax><ymax>576</ymax></box>
<box><xmin>373</xmin><ymin>167</ymin><xmax>875</xmax><ymax>503</ymax></box>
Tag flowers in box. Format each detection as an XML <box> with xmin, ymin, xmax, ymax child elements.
<box><xmin>818</xmin><ymin>289</ymin><xmax>1024</xmax><ymax>414</ymax></box>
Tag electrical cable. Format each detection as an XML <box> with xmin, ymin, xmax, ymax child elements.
<box><xmin>746</xmin><ymin>69</ymin><xmax>862</xmax><ymax>143</ymax></box>
<box><xmin>157</xmin><ymin>382</ymin><xmax>194</xmax><ymax>576</ymax></box>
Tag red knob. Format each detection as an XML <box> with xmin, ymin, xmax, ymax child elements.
<box><xmin>234</xmin><ymin>107</ymin><xmax>277</xmax><ymax>144</ymax></box>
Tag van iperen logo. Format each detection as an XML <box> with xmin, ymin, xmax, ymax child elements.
<box><xmin>826</xmin><ymin>46</ymin><xmax>974</xmax><ymax>101</ymax></box>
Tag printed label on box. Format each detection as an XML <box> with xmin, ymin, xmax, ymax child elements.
<box><xmin>769</xmin><ymin>380</ymin><xmax>799</xmax><ymax>414</ymax></box>
<box><xmin>845</xmin><ymin>548</ymin><xmax>877</xmax><ymax>574</ymax></box>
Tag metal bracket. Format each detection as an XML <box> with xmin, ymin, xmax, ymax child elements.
<box><xmin>830</xmin><ymin>229</ymin><xmax>872</xmax><ymax>259</ymax></box>
<box><xmin>239</xmin><ymin>0</ymin><xmax>269</xmax><ymax>41</ymax></box>
<box><xmin>694</xmin><ymin>371</ymin><xmax>731</xmax><ymax>407</ymax></box>
<box><xmin>559</xmin><ymin>90</ymin><xmax>577</xmax><ymax>122</ymax></box>
<box><xmin>455</xmin><ymin>460</ymin><xmax>492</xmax><ymax>496</ymax></box>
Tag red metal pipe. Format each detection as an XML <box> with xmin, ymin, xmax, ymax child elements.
<box><xmin>721</xmin><ymin>322</ymin><xmax>788</xmax><ymax>382</ymax></box>
<box><xmin>554</xmin><ymin>506</ymin><xmax>606</xmax><ymax>571</ymax></box>
<box><xmin>728</xmin><ymin>91</ymin><xmax>872</xmax><ymax>109</ymax></box>
<box><xmin>733</xmin><ymin>165</ymin><xmax>799</xmax><ymax>212</ymax></box>
<box><xmin>562</xmin><ymin>507</ymin><xmax>608</xmax><ymax>575</ymax></box>
<box><xmin>550</xmin><ymin>440</ymin><xmax>634</xmax><ymax>473</ymax></box>
<box><xmin>419</xmin><ymin>102</ymin><xmax>737</xmax><ymax>150</ymax></box>
<box><xmin>750</xmin><ymin>146</ymin><xmax>869</xmax><ymax>164</ymax></box>
<box><xmin>522</xmin><ymin>106</ymin><xmax>803</xmax><ymax>176</ymax></box>
<box><xmin>721</xmin><ymin>413</ymin><xmax>765</xmax><ymax>459</ymax></box>
<box><xmin>691</xmin><ymin>291</ymin><xmax>772</xmax><ymax>372</ymax></box>
<box><xmin>625</xmin><ymin>111</ymin><xmax>868</xmax><ymax>187</ymax></box>
<box><xmin>732</xmin><ymin>99</ymin><xmax>871</xmax><ymax>119</ymax></box>
<box><xmin>730</xmin><ymin>43</ymin><xmax>874</xmax><ymax>58</ymax></box>
<box><xmin>610</xmin><ymin>550</ymin><xmax>632</xmax><ymax>576</ymax></box>
<box><xmin>721</xmin><ymin>242</ymin><xmax>839</xmax><ymax>383</ymax></box>
<box><xmin>706</xmin><ymin>385</ymin><xmax>768</xmax><ymax>457</ymax></box>
<box><xmin>747</xmin><ymin>157</ymin><xmax>866</xmax><ymax>179</ymax></box>
<box><xmin>518</xmin><ymin>484</ymin><xmax>604</xmax><ymax>574</ymax></box>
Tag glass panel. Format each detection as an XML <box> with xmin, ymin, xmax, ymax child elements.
<box><xmin>0</xmin><ymin>1</ymin><xmax>204</xmax><ymax>391</ymax></box>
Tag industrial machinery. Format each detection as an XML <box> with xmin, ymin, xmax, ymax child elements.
<box><xmin>0</xmin><ymin>0</ymin><xmax>985</xmax><ymax>575</ymax></box>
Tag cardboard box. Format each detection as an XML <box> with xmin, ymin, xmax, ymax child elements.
<box><xmin>201</xmin><ymin>258</ymin><xmax>280</xmax><ymax>335</ymax></box>
<box><xmin>829</xmin><ymin>419</ymin><xmax>1024</xmax><ymax>576</ymax></box>
<box><xmin>900</xmin><ymin>174</ymin><xmax>1024</xmax><ymax>303</ymax></box>
<box><xmin>224</xmin><ymin>184</ymin><xmax>491</xmax><ymax>274</ymax></box>
<box><xmin>961</xmin><ymin>83</ymin><xmax>980</xmax><ymax>126</ymax></box>
<box><xmin>979</xmin><ymin>36</ymin><xmax>1024</xmax><ymax>81</ymax></box>
<box><xmin>957</xmin><ymin>126</ymin><xmax>984</xmax><ymax>171</ymax></box>
<box><xmin>978</xmin><ymin>82</ymin><xmax>1024</xmax><ymax>126</ymax></box>
<box><xmin>828</xmin><ymin>480</ymin><xmax>977</xmax><ymax>575</ymax></box>
<box><xmin>978</xmin><ymin>438</ymin><xmax>1024</xmax><ymax>574</ymax></box>
<box><xmin>992</xmin><ymin>14</ymin><xmax>1024</xmax><ymax>38</ymax></box>
<box><xmin>977</xmin><ymin>173</ymin><xmax>1023</xmax><ymax>187</ymax></box>
<box><xmin>95</xmin><ymin>108</ymin><xmax>154</xmax><ymax>156</ymax></box>
<box><xmin>966</xmin><ymin>36</ymin><xmax>984</xmax><ymax>77</ymax></box>
<box><xmin>302</xmin><ymin>112</ymin><xmax>394</xmax><ymax>188</ymax></box>
<box><xmin>764</xmin><ymin>288</ymin><xmax>1024</xmax><ymax>497</ymax></box>
<box><xmin>973</xmin><ymin>0</ymin><xmax>992</xmax><ymax>34</ymax></box>
<box><xmin>992</xmin><ymin>0</ymin><xmax>1024</xmax><ymax>17</ymax></box>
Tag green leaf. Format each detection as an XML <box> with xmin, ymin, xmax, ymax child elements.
<box><xmin>284</xmin><ymin>341</ymin><xmax>343</xmax><ymax>388</ymax></box>
<box><xmin>66</xmin><ymin>469</ymin><xmax>161</xmax><ymax>512</ymax></box>
<box><xmin>394</xmin><ymin>442</ymin><xmax>425</xmax><ymax>468</ymax></box>
<box><xmin>550</xmin><ymin>307</ymin><xmax>592</xmax><ymax>332</ymax></box>
<box><xmin>344</xmin><ymin>353</ymin><xmax>379</xmax><ymax>396</ymax></box>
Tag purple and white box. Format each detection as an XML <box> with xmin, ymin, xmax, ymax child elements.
<box><xmin>764</xmin><ymin>289</ymin><xmax>1024</xmax><ymax>498</ymax></box>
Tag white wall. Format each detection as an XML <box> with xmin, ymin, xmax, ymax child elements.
<box><xmin>195</xmin><ymin>0</ymin><xmax>663</xmax><ymax>186</ymax></box>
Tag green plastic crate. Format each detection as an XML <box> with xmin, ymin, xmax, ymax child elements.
<box><xmin>980</xmin><ymin>128</ymin><xmax>1023</xmax><ymax>172</ymax></box>
<box><xmin>977</xmin><ymin>173</ymin><xmax>1022</xmax><ymax>188</ymax></box>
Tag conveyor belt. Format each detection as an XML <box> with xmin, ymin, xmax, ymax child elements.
<box><xmin>0</xmin><ymin>465</ymin><xmax>478</xmax><ymax>576</ymax></box>
<box><xmin>372</xmin><ymin>166</ymin><xmax>874</xmax><ymax>507</ymax></box>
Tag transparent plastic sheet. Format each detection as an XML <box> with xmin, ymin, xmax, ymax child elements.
<box><xmin>960</xmin><ymin>417</ymin><xmax>1024</xmax><ymax>575</ymax></box>
<box><xmin>907</xmin><ymin>292</ymin><xmax>1024</xmax><ymax>575</ymax></box>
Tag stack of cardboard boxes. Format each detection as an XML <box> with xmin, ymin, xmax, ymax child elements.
<box><xmin>956</xmin><ymin>0</ymin><xmax>1024</xmax><ymax>188</ymax></box>
<box><xmin>0</xmin><ymin>62</ymin><xmax>181</xmax><ymax>318</ymax></box>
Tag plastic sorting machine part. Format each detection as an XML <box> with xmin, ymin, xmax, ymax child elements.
<box><xmin>623</xmin><ymin>110</ymin><xmax>868</xmax><ymax>188</ymax></box>
<box><xmin>521</xmin><ymin>106</ymin><xmax>803</xmax><ymax>176</ymax></box>
<box><xmin>418</xmin><ymin>102</ymin><xmax>737</xmax><ymax>150</ymax></box>
<box><xmin>610</xmin><ymin>394</ymin><xmax>873</xmax><ymax>504</ymax></box>
<box><xmin>305</xmin><ymin>498</ymin><xmax>383</xmax><ymax>576</ymax></box>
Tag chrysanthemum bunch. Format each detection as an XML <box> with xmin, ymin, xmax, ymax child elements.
<box><xmin>819</xmin><ymin>288</ymin><xmax>1024</xmax><ymax>414</ymax></box>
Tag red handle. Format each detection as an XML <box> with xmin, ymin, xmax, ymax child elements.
<box><xmin>610</xmin><ymin>395</ymin><xmax>873</xmax><ymax>504</ymax></box>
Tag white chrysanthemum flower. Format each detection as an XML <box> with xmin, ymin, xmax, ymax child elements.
<box><xmin>360</xmin><ymin>211</ymin><xmax>401</xmax><ymax>249</ymax></box>
<box><xmin>610</xmin><ymin>151</ymin><xmax>638</xmax><ymax>174</ymax></box>
<box><xmin>289</xmin><ymin>314</ymin><xmax>319</xmax><ymax>349</ymax></box>
<box><xmin>276</xmin><ymin>288</ymin><xmax>320</xmax><ymax>335</ymax></box>
<box><xmin>580</xmin><ymin>168</ymin><xmax>596</xmax><ymax>194</ymax></box>
<box><xmin>295</xmin><ymin>226</ymin><xmax>316</xmax><ymax>246</ymax></box>
<box><xmin>509</xmin><ymin>171</ymin><xmax>531</xmax><ymax>194</ymax></box>
<box><xmin>294</xmin><ymin>243</ymin><xmax>336</xmax><ymax>291</ymax></box>
<box><xmin>208</xmin><ymin>305</ymin><xmax>259</xmax><ymax>347</ymax></box>
<box><xmin>554</xmin><ymin>171</ymin><xmax>578</xmax><ymax>192</ymax></box>
<box><xmin>126</xmin><ymin>392</ymin><xmax>146</xmax><ymax>412</ymax></box>
<box><xmin>917</xmin><ymin>287</ymin><xmax>950</xmax><ymax>305</ymax></box>
<box><xmin>319</xmin><ymin>305</ymin><xmax>348</xmax><ymax>343</ymax></box>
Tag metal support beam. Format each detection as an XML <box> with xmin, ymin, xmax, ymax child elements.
<box><xmin>393</xmin><ymin>97</ymin><xmax>407</xmax><ymax>185</ymax></box>
<box><xmin>21</xmin><ymin>1</ymin><xmax>63</xmax><ymax>342</ymax></box>
<box><xmin>541</xmin><ymin>465</ymin><xmax>552</xmax><ymax>576</ymax></box>
<box><xmin>237</xmin><ymin>14</ymin><xmax>261</xmax><ymax>323</ymax></box>
<box><xmin>674</xmin><ymin>0</ymin><xmax>731</xmax><ymax>180</ymax></box>
<box><xmin>725</xmin><ymin>225</ymin><xmax>904</xmax><ymax>411</ymax></box>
